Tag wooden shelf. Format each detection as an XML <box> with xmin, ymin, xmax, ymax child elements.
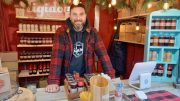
<box><xmin>17</xmin><ymin>31</ymin><xmax>55</xmax><ymax>34</ymax></box>
<box><xmin>116</xmin><ymin>39</ymin><xmax>144</xmax><ymax>45</ymax></box>
<box><xmin>116</xmin><ymin>13</ymin><xmax>149</xmax><ymax>21</ymax></box>
<box><xmin>17</xmin><ymin>44</ymin><xmax>53</xmax><ymax>47</ymax></box>
<box><xmin>19</xmin><ymin>70</ymin><xmax>49</xmax><ymax>78</ymax></box>
<box><xmin>16</xmin><ymin>16</ymin><xmax>66</xmax><ymax>21</ymax></box>
<box><xmin>149</xmin><ymin>46</ymin><xmax>179</xmax><ymax>49</ymax></box>
<box><xmin>155</xmin><ymin>61</ymin><xmax>178</xmax><ymax>64</ymax></box>
<box><xmin>18</xmin><ymin>59</ymin><xmax>51</xmax><ymax>63</ymax></box>
<box><xmin>151</xmin><ymin>30</ymin><xmax>180</xmax><ymax>32</ymax></box>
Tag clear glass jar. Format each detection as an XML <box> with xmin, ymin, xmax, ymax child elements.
<box><xmin>77</xmin><ymin>80</ymin><xmax>84</xmax><ymax>92</ymax></box>
<box><xmin>70</xmin><ymin>82</ymin><xmax>77</xmax><ymax>93</ymax></box>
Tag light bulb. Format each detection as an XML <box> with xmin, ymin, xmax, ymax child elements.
<box><xmin>111</xmin><ymin>0</ymin><xmax>117</xmax><ymax>6</ymax></box>
<box><xmin>73</xmin><ymin>0</ymin><xmax>79</xmax><ymax>5</ymax></box>
<box><xmin>147</xmin><ymin>3</ymin><xmax>152</xmax><ymax>9</ymax></box>
<box><xmin>114</xmin><ymin>25</ymin><xmax>117</xmax><ymax>30</ymax></box>
<box><xmin>136</xmin><ymin>25</ymin><xmax>140</xmax><ymax>31</ymax></box>
<box><xmin>108</xmin><ymin>4</ymin><xmax>112</xmax><ymax>8</ymax></box>
<box><xmin>163</xmin><ymin>2</ymin><xmax>169</xmax><ymax>10</ymax></box>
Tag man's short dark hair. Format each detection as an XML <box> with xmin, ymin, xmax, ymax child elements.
<box><xmin>70</xmin><ymin>3</ymin><xmax>86</xmax><ymax>12</ymax></box>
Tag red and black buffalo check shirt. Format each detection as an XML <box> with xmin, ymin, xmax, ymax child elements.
<box><xmin>48</xmin><ymin>26</ymin><xmax>115</xmax><ymax>85</ymax></box>
<box><xmin>128</xmin><ymin>90</ymin><xmax>180</xmax><ymax>101</ymax></box>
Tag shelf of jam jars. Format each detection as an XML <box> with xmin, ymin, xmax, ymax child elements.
<box><xmin>16</xmin><ymin>14</ymin><xmax>66</xmax><ymax>88</ymax></box>
<box><xmin>17</xmin><ymin>44</ymin><xmax>53</xmax><ymax>47</ymax></box>
<box><xmin>18</xmin><ymin>59</ymin><xmax>51</xmax><ymax>63</ymax></box>
<box><xmin>18</xmin><ymin>50</ymin><xmax>52</xmax><ymax>63</ymax></box>
<box><xmin>16</xmin><ymin>16</ymin><xmax>66</xmax><ymax>21</ymax></box>
<box><xmin>18</xmin><ymin>62</ymin><xmax>50</xmax><ymax>77</ymax></box>
<box><xmin>149</xmin><ymin>46</ymin><xmax>179</xmax><ymax>49</ymax></box>
<box><xmin>151</xmin><ymin>30</ymin><xmax>180</xmax><ymax>32</ymax></box>
<box><xmin>144</xmin><ymin>9</ymin><xmax>180</xmax><ymax>82</ymax></box>
<box><xmin>151</xmin><ymin>63</ymin><xmax>177</xmax><ymax>82</ymax></box>
<box><xmin>16</xmin><ymin>31</ymin><xmax>55</xmax><ymax>34</ymax></box>
<box><xmin>19</xmin><ymin>70</ymin><xmax>49</xmax><ymax>78</ymax></box>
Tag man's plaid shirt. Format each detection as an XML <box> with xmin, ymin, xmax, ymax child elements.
<box><xmin>48</xmin><ymin>27</ymin><xmax>115</xmax><ymax>85</ymax></box>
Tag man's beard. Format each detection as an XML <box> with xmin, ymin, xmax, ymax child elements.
<box><xmin>74</xmin><ymin>23</ymin><xmax>84</xmax><ymax>31</ymax></box>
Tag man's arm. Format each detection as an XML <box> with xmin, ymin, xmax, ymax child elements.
<box><xmin>92</xmin><ymin>28</ymin><xmax>115</xmax><ymax>78</ymax></box>
<box><xmin>46</xmin><ymin>27</ymin><xmax>66</xmax><ymax>93</ymax></box>
<box><xmin>47</xmin><ymin>28</ymin><xmax>65</xmax><ymax>86</ymax></box>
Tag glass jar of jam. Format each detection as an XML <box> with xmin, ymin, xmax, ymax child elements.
<box><xmin>38</xmin><ymin>63</ymin><xmax>43</xmax><ymax>74</ymax></box>
<box><xmin>77</xmin><ymin>80</ymin><xmax>84</xmax><ymax>92</ymax></box>
<box><xmin>46</xmin><ymin>63</ymin><xmax>50</xmax><ymax>73</ymax></box>
<box><xmin>70</xmin><ymin>82</ymin><xmax>77</xmax><ymax>94</ymax></box>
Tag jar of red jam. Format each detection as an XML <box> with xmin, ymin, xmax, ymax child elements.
<box><xmin>77</xmin><ymin>80</ymin><xmax>84</xmax><ymax>92</ymax></box>
<box><xmin>70</xmin><ymin>82</ymin><xmax>77</xmax><ymax>94</ymax></box>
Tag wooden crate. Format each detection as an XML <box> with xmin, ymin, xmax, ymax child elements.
<box><xmin>64</xmin><ymin>79</ymin><xmax>88</xmax><ymax>100</ymax></box>
<box><xmin>64</xmin><ymin>78</ymin><xmax>116</xmax><ymax>100</ymax></box>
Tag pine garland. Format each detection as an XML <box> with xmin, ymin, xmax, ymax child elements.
<box><xmin>2</xmin><ymin>0</ymin><xmax>178</xmax><ymax>10</ymax></box>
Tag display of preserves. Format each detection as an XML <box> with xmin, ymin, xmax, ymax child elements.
<box><xmin>167</xmin><ymin>64</ymin><xmax>173</xmax><ymax>77</ymax></box>
<box><xmin>151</xmin><ymin>18</ymin><xmax>176</xmax><ymax>29</ymax></box>
<box><xmin>17</xmin><ymin>16</ymin><xmax>66</xmax><ymax>87</ymax></box>
<box><xmin>144</xmin><ymin>9</ymin><xmax>180</xmax><ymax>82</ymax></box>
<box><xmin>19</xmin><ymin>36</ymin><xmax>53</xmax><ymax>45</ymax></box>
<box><xmin>150</xmin><ymin>33</ymin><xmax>175</xmax><ymax>46</ymax></box>
<box><xmin>19</xmin><ymin>51</ymin><xmax>52</xmax><ymax>60</ymax></box>
<box><xmin>18</xmin><ymin>23</ymin><xmax>61</xmax><ymax>32</ymax></box>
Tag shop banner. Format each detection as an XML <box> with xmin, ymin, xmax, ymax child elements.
<box><xmin>15</xmin><ymin>1</ymin><xmax>70</xmax><ymax>19</ymax></box>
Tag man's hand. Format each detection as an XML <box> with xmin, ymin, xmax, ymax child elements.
<box><xmin>45</xmin><ymin>84</ymin><xmax>60</xmax><ymax>93</ymax></box>
<box><xmin>0</xmin><ymin>79</ymin><xmax>4</xmax><ymax>89</ymax></box>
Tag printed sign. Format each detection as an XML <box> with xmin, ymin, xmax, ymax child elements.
<box><xmin>16</xmin><ymin>1</ymin><xmax>70</xmax><ymax>19</ymax></box>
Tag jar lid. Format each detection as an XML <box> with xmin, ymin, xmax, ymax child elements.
<box><xmin>78</xmin><ymin>81</ymin><xmax>84</xmax><ymax>86</ymax></box>
<box><xmin>70</xmin><ymin>82</ymin><xmax>77</xmax><ymax>86</ymax></box>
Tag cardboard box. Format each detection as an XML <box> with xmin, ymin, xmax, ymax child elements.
<box><xmin>9</xmin><ymin>70</ymin><xmax>18</xmax><ymax>82</ymax></box>
<box><xmin>0</xmin><ymin>67</ymin><xmax>11</xmax><ymax>94</ymax></box>
<box><xmin>125</xmin><ymin>24</ymin><xmax>131</xmax><ymax>33</ymax></box>
<box><xmin>135</xmin><ymin>32</ymin><xmax>143</xmax><ymax>43</ymax></box>
<box><xmin>0</xmin><ymin>52</ymin><xmax>18</xmax><ymax>82</ymax></box>
<box><xmin>119</xmin><ymin>24</ymin><xmax>126</xmax><ymax>33</ymax></box>
<box><xmin>141</xmin><ymin>34</ymin><xmax>146</xmax><ymax>44</ymax></box>
<box><xmin>125</xmin><ymin>32</ymin><xmax>136</xmax><ymax>42</ymax></box>
<box><xmin>119</xmin><ymin>32</ymin><xmax>126</xmax><ymax>41</ymax></box>
<box><xmin>0</xmin><ymin>52</ymin><xmax>18</xmax><ymax>62</ymax></box>
<box><xmin>39</xmin><ymin>77</ymin><xmax>48</xmax><ymax>88</ymax></box>
<box><xmin>1</xmin><ymin>62</ymin><xmax>18</xmax><ymax>70</ymax></box>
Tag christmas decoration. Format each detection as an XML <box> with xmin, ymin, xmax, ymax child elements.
<box><xmin>2</xmin><ymin>0</ymin><xmax>178</xmax><ymax>10</ymax></box>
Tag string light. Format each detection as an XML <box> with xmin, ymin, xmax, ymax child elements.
<box><xmin>73</xmin><ymin>0</ymin><xmax>79</xmax><ymax>5</ymax></box>
<box><xmin>136</xmin><ymin>23</ymin><xmax>140</xmax><ymax>31</ymax></box>
<box><xmin>108</xmin><ymin>4</ymin><xmax>112</xmax><ymax>8</ymax></box>
<box><xmin>111</xmin><ymin>0</ymin><xmax>117</xmax><ymax>6</ymax></box>
<box><xmin>147</xmin><ymin>2</ymin><xmax>152</xmax><ymax>9</ymax></box>
<box><xmin>163</xmin><ymin>0</ymin><xmax>169</xmax><ymax>10</ymax></box>
<box><xmin>114</xmin><ymin>25</ymin><xmax>117</xmax><ymax>30</ymax></box>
